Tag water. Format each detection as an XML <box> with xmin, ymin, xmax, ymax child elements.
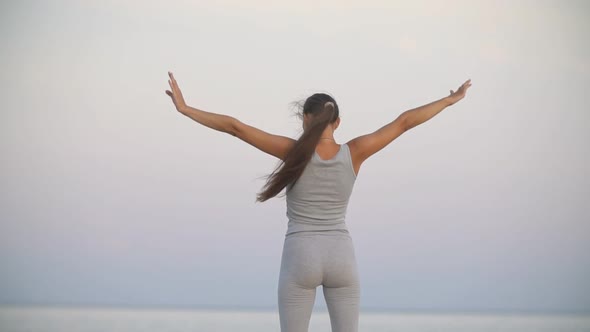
<box><xmin>1</xmin><ymin>306</ymin><xmax>589</xmax><ymax>332</ymax></box>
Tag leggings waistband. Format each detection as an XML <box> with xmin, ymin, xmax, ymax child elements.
<box><xmin>285</xmin><ymin>229</ymin><xmax>351</xmax><ymax>239</ymax></box>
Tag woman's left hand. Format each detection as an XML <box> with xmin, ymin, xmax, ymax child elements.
<box><xmin>165</xmin><ymin>71</ymin><xmax>188</xmax><ymax>113</ymax></box>
<box><xmin>447</xmin><ymin>79</ymin><xmax>472</xmax><ymax>106</ymax></box>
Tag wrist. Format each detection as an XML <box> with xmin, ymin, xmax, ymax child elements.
<box><xmin>442</xmin><ymin>96</ymin><xmax>454</xmax><ymax>107</ymax></box>
<box><xmin>179</xmin><ymin>105</ymin><xmax>190</xmax><ymax>114</ymax></box>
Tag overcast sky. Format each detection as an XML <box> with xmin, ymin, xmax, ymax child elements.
<box><xmin>1</xmin><ymin>0</ymin><xmax>589</xmax><ymax>313</ymax></box>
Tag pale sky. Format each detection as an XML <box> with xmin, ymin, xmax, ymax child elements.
<box><xmin>1</xmin><ymin>0</ymin><xmax>589</xmax><ymax>313</ymax></box>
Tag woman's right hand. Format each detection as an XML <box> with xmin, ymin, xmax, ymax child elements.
<box><xmin>447</xmin><ymin>79</ymin><xmax>472</xmax><ymax>106</ymax></box>
<box><xmin>165</xmin><ymin>71</ymin><xmax>188</xmax><ymax>113</ymax></box>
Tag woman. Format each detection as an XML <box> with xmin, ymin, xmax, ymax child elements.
<box><xmin>165</xmin><ymin>72</ymin><xmax>472</xmax><ymax>332</ymax></box>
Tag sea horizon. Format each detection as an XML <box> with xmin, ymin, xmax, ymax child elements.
<box><xmin>2</xmin><ymin>304</ymin><xmax>590</xmax><ymax>332</ymax></box>
<box><xmin>1</xmin><ymin>302</ymin><xmax>589</xmax><ymax>316</ymax></box>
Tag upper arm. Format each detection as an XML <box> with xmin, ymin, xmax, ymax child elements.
<box><xmin>346</xmin><ymin>114</ymin><xmax>408</xmax><ymax>172</ymax></box>
<box><xmin>231</xmin><ymin>119</ymin><xmax>296</xmax><ymax>161</ymax></box>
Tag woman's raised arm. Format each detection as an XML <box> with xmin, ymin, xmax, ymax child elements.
<box><xmin>165</xmin><ymin>71</ymin><xmax>295</xmax><ymax>160</ymax></box>
<box><xmin>347</xmin><ymin>79</ymin><xmax>472</xmax><ymax>174</ymax></box>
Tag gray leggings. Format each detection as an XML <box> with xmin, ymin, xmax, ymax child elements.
<box><xmin>278</xmin><ymin>230</ymin><xmax>360</xmax><ymax>332</ymax></box>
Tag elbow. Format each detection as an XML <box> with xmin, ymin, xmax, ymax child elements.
<box><xmin>228</xmin><ymin>117</ymin><xmax>240</xmax><ymax>137</ymax></box>
<box><xmin>399</xmin><ymin>112</ymin><xmax>412</xmax><ymax>132</ymax></box>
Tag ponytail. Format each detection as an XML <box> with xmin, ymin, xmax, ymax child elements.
<box><xmin>256</xmin><ymin>99</ymin><xmax>338</xmax><ymax>202</ymax></box>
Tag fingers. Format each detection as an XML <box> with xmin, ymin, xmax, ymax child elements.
<box><xmin>166</xmin><ymin>71</ymin><xmax>185</xmax><ymax>109</ymax></box>
<box><xmin>168</xmin><ymin>79</ymin><xmax>179</xmax><ymax>97</ymax></box>
<box><xmin>464</xmin><ymin>81</ymin><xmax>472</xmax><ymax>91</ymax></box>
<box><xmin>167</xmin><ymin>71</ymin><xmax>182</xmax><ymax>96</ymax></box>
<box><xmin>168</xmin><ymin>71</ymin><xmax>177</xmax><ymax>87</ymax></box>
<box><xmin>455</xmin><ymin>79</ymin><xmax>472</xmax><ymax>92</ymax></box>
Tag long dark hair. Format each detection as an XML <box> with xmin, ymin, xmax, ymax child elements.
<box><xmin>256</xmin><ymin>93</ymin><xmax>339</xmax><ymax>202</ymax></box>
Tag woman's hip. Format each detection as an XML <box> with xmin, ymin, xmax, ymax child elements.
<box><xmin>279</xmin><ymin>231</ymin><xmax>359</xmax><ymax>288</ymax></box>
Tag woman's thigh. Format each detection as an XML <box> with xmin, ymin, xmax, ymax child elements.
<box><xmin>277</xmin><ymin>234</ymin><xmax>323</xmax><ymax>331</ymax></box>
<box><xmin>321</xmin><ymin>235</ymin><xmax>360</xmax><ymax>332</ymax></box>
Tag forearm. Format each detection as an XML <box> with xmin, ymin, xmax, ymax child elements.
<box><xmin>401</xmin><ymin>96</ymin><xmax>453</xmax><ymax>130</ymax></box>
<box><xmin>180</xmin><ymin>105</ymin><xmax>236</xmax><ymax>135</ymax></box>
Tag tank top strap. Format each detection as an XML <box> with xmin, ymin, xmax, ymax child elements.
<box><xmin>340</xmin><ymin>143</ymin><xmax>357</xmax><ymax>179</ymax></box>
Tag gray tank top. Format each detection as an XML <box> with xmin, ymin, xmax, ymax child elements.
<box><xmin>285</xmin><ymin>143</ymin><xmax>357</xmax><ymax>235</ymax></box>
